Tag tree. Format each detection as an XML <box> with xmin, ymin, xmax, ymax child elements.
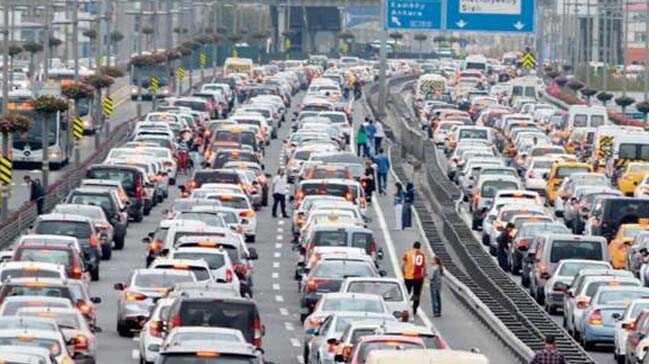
<box><xmin>388</xmin><ymin>32</ymin><xmax>403</xmax><ymax>50</ymax></box>
<box><xmin>32</xmin><ymin>95</ymin><xmax>69</xmax><ymax>114</ymax></box>
<box><xmin>0</xmin><ymin>113</ymin><xmax>32</xmax><ymax>175</ymax></box>
<box><xmin>22</xmin><ymin>41</ymin><xmax>43</xmax><ymax>79</ymax></box>
<box><xmin>566</xmin><ymin>79</ymin><xmax>584</xmax><ymax>93</ymax></box>
<box><xmin>615</xmin><ymin>96</ymin><xmax>635</xmax><ymax>115</ymax></box>
<box><xmin>61</xmin><ymin>82</ymin><xmax>94</xmax><ymax>100</ymax></box>
<box><xmin>48</xmin><ymin>36</ymin><xmax>62</xmax><ymax>49</ymax></box>
<box><xmin>228</xmin><ymin>34</ymin><xmax>243</xmax><ymax>44</ymax></box>
<box><xmin>597</xmin><ymin>91</ymin><xmax>614</xmax><ymax>106</ymax></box>
<box><xmin>580</xmin><ymin>88</ymin><xmax>597</xmax><ymax>103</ymax></box>
<box><xmin>414</xmin><ymin>33</ymin><xmax>427</xmax><ymax>58</ymax></box>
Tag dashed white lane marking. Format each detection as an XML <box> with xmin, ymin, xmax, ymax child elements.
<box><xmin>275</xmin><ymin>243</ymin><xmax>282</xmax><ymax>249</ymax></box>
<box><xmin>284</xmin><ymin>322</ymin><xmax>294</xmax><ymax>331</ymax></box>
<box><xmin>274</xmin><ymin>252</ymin><xmax>281</xmax><ymax>258</ymax></box>
<box><xmin>273</xmin><ymin>261</ymin><xmax>280</xmax><ymax>268</ymax></box>
<box><xmin>280</xmin><ymin>308</ymin><xmax>289</xmax><ymax>316</ymax></box>
<box><xmin>291</xmin><ymin>339</ymin><xmax>301</xmax><ymax>348</ymax></box>
<box><xmin>275</xmin><ymin>295</ymin><xmax>284</xmax><ymax>302</ymax></box>
<box><xmin>277</xmin><ymin>227</ymin><xmax>284</xmax><ymax>233</ymax></box>
<box><xmin>276</xmin><ymin>234</ymin><xmax>283</xmax><ymax>240</ymax></box>
<box><xmin>278</xmin><ymin>220</ymin><xmax>285</xmax><ymax>225</ymax></box>
<box><xmin>133</xmin><ymin>337</ymin><xmax>139</xmax><ymax>342</ymax></box>
<box><xmin>273</xmin><ymin>283</ymin><xmax>280</xmax><ymax>290</ymax></box>
<box><xmin>131</xmin><ymin>350</ymin><xmax>139</xmax><ymax>360</ymax></box>
<box><xmin>272</xmin><ymin>272</ymin><xmax>279</xmax><ymax>279</ymax></box>
<box><xmin>297</xmin><ymin>354</ymin><xmax>304</xmax><ymax>363</ymax></box>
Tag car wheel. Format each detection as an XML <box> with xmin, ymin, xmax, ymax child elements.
<box><xmin>144</xmin><ymin>207</ymin><xmax>151</xmax><ymax>216</ymax></box>
<box><xmin>521</xmin><ymin>272</ymin><xmax>530</xmax><ymax>288</ymax></box>
<box><xmin>471</xmin><ymin>217</ymin><xmax>480</xmax><ymax>230</ymax></box>
<box><xmin>536</xmin><ymin>287</ymin><xmax>545</xmax><ymax>305</ymax></box>
<box><xmin>133</xmin><ymin>209</ymin><xmax>144</xmax><ymax>223</ymax></box>
<box><xmin>90</xmin><ymin>266</ymin><xmax>100</xmax><ymax>281</ymax></box>
<box><xmin>488</xmin><ymin>245</ymin><xmax>496</xmax><ymax>256</ymax></box>
<box><xmin>616</xmin><ymin>353</ymin><xmax>625</xmax><ymax>364</ymax></box>
<box><xmin>581</xmin><ymin>335</ymin><xmax>593</xmax><ymax>351</ymax></box>
<box><xmin>546</xmin><ymin>303</ymin><xmax>557</xmax><ymax>315</ymax></box>
<box><xmin>482</xmin><ymin>234</ymin><xmax>489</xmax><ymax>246</ymax></box>
<box><xmin>117</xmin><ymin>320</ymin><xmax>132</xmax><ymax>337</ymax></box>
<box><xmin>101</xmin><ymin>244</ymin><xmax>112</xmax><ymax>260</ymax></box>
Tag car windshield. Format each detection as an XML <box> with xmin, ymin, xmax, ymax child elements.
<box><xmin>176</xmin><ymin>213</ymin><xmax>226</xmax><ymax>228</ymax></box>
<box><xmin>69</xmin><ymin>194</ymin><xmax>113</xmax><ymax>212</ymax></box>
<box><xmin>87</xmin><ymin>168</ymin><xmax>136</xmax><ymax>190</ymax></box>
<box><xmin>312</xmin><ymin>260</ymin><xmax>375</xmax><ymax>279</ymax></box>
<box><xmin>550</xmin><ymin>241</ymin><xmax>603</xmax><ymax>263</ymax></box>
<box><xmin>169</xmin><ymin>331</ymin><xmax>241</xmax><ymax>344</ymax></box>
<box><xmin>558</xmin><ymin>262</ymin><xmax>610</xmax><ymax>277</ymax></box>
<box><xmin>481</xmin><ymin>181</ymin><xmax>519</xmax><ymax>198</ymax></box>
<box><xmin>160</xmin><ymin>355</ymin><xmax>258</xmax><ymax>363</ymax></box>
<box><xmin>16</xmin><ymin>249</ymin><xmax>70</xmax><ymax>266</ymax></box>
<box><xmin>557</xmin><ymin>167</ymin><xmax>590</xmax><ymax>178</ymax></box>
<box><xmin>359</xmin><ymin>341</ymin><xmax>423</xmax><ymax>361</ymax></box>
<box><xmin>54</xmin><ymin>206</ymin><xmax>104</xmax><ymax>220</ymax></box>
<box><xmin>598</xmin><ymin>290</ymin><xmax>649</xmax><ymax>305</ymax></box>
<box><xmin>346</xmin><ymin>281</ymin><xmax>403</xmax><ymax>302</ymax></box>
<box><xmin>322</xmin><ymin>297</ymin><xmax>383</xmax><ymax>313</ymax></box>
<box><xmin>173</xmin><ymin>252</ymin><xmax>227</xmax><ymax>270</ymax></box>
<box><xmin>134</xmin><ymin>273</ymin><xmax>196</xmax><ymax>288</ymax></box>
<box><xmin>0</xmin><ymin>268</ymin><xmax>62</xmax><ymax>281</ymax></box>
<box><xmin>34</xmin><ymin>221</ymin><xmax>91</xmax><ymax>239</ymax></box>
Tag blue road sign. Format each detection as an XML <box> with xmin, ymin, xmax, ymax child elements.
<box><xmin>386</xmin><ymin>0</ymin><xmax>442</xmax><ymax>30</ymax></box>
<box><xmin>446</xmin><ymin>0</ymin><xmax>535</xmax><ymax>33</ymax></box>
<box><xmin>385</xmin><ymin>0</ymin><xmax>535</xmax><ymax>33</ymax></box>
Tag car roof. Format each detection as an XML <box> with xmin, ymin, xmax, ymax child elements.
<box><xmin>37</xmin><ymin>214</ymin><xmax>92</xmax><ymax>223</ymax></box>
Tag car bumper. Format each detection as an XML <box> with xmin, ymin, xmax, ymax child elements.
<box><xmin>583</xmin><ymin>324</ymin><xmax>615</xmax><ymax>343</ymax></box>
<box><xmin>544</xmin><ymin>291</ymin><xmax>565</xmax><ymax>307</ymax></box>
<box><xmin>525</xmin><ymin>178</ymin><xmax>547</xmax><ymax>191</ymax></box>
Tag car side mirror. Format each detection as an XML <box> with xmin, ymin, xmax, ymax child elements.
<box><xmin>612</xmin><ymin>312</ymin><xmax>622</xmax><ymax>320</ymax></box>
<box><xmin>248</xmin><ymin>248</ymin><xmax>258</xmax><ymax>260</ymax></box>
<box><xmin>554</xmin><ymin>282</ymin><xmax>568</xmax><ymax>292</ymax></box>
<box><xmin>148</xmin><ymin>232</ymin><xmax>154</xmax><ymax>238</ymax></box>
<box><xmin>160</xmin><ymin>248</ymin><xmax>169</xmax><ymax>256</ymax></box>
<box><xmin>142</xmin><ymin>237</ymin><xmax>152</xmax><ymax>244</ymax></box>
<box><xmin>113</xmin><ymin>283</ymin><xmax>125</xmax><ymax>290</ymax></box>
<box><xmin>90</xmin><ymin>297</ymin><xmax>102</xmax><ymax>304</ymax></box>
<box><xmin>543</xmin><ymin>173</ymin><xmax>549</xmax><ymax>179</ymax></box>
<box><xmin>377</xmin><ymin>248</ymin><xmax>384</xmax><ymax>260</ymax></box>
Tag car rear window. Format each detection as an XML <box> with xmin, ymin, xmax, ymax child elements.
<box><xmin>155</xmin><ymin>265</ymin><xmax>211</xmax><ymax>281</ymax></box>
<box><xmin>549</xmin><ymin>240</ymin><xmax>604</xmax><ymax>263</ymax></box>
<box><xmin>173</xmin><ymin>252</ymin><xmax>227</xmax><ymax>270</ymax></box>
<box><xmin>34</xmin><ymin>221</ymin><xmax>91</xmax><ymax>239</ymax></box>
<box><xmin>312</xmin><ymin>260</ymin><xmax>375</xmax><ymax>279</ymax></box>
<box><xmin>3</xmin><ymin>285</ymin><xmax>71</xmax><ymax>300</ymax></box>
<box><xmin>134</xmin><ymin>273</ymin><xmax>196</xmax><ymax>288</ymax></box>
<box><xmin>598</xmin><ymin>290</ymin><xmax>649</xmax><ymax>305</ymax></box>
<box><xmin>194</xmin><ymin>171</ymin><xmax>240</xmax><ymax>186</ymax></box>
<box><xmin>179</xmin><ymin>300</ymin><xmax>256</xmax><ymax>343</ymax></box>
<box><xmin>87</xmin><ymin>168</ymin><xmax>136</xmax><ymax>191</ymax></box>
<box><xmin>313</xmin><ymin>231</ymin><xmax>348</xmax><ymax>247</ymax></box>
<box><xmin>585</xmin><ymin>281</ymin><xmax>638</xmax><ymax>297</ymax></box>
<box><xmin>214</xmin><ymin>196</ymin><xmax>248</xmax><ymax>210</ymax></box>
<box><xmin>302</xmin><ymin>184</ymin><xmax>357</xmax><ymax>199</ymax></box>
<box><xmin>347</xmin><ymin>281</ymin><xmax>403</xmax><ymax>302</ymax></box>
<box><xmin>15</xmin><ymin>248</ymin><xmax>72</xmax><ymax>267</ymax></box>
<box><xmin>0</xmin><ymin>267</ymin><xmax>62</xmax><ymax>281</ymax></box>
<box><xmin>557</xmin><ymin>166</ymin><xmax>590</xmax><ymax>178</ymax></box>
<box><xmin>481</xmin><ymin>181</ymin><xmax>519</xmax><ymax>198</ymax></box>
<box><xmin>359</xmin><ymin>341</ymin><xmax>423</xmax><ymax>361</ymax></box>
<box><xmin>69</xmin><ymin>193</ymin><xmax>113</xmax><ymax>212</ymax></box>
<box><xmin>321</xmin><ymin>297</ymin><xmax>384</xmax><ymax>313</ymax></box>
<box><xmin>0</xmin><ymin>300</ymin><xmax>70</xmax><ymax>316</ymax></box>
<box><xmin>160</xmin><ymin>354</ymin><xmax>258</xmax><ymax>363</ymax></box>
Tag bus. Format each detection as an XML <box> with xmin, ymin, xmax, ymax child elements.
<box><xmin>7</xmin><ymin>90</ymin><xmax>72</xmax><ymax>169</ymax></box>
<box><xmin>223</xmin><ymin>57</ymin><xmax>254</xmax><ymax>77</ymax></box>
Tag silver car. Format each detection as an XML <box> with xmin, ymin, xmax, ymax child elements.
<box><xmin>114</xmin><ymin>269</ymin><xmax>197</xmax><ymax>337</ymax></box>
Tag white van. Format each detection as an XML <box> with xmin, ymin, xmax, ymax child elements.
<box><xmin>462</xmin><ymin>55</ymin><xmax>488</xmax><ymax>72</ymax></box>
<box><xmin>365</xmin><ymin>349</ymin><xmax>489</xmax><ymax>364</ymax></box>
<box><xmin>567</xmin><ymin>105</ymin><xmax>608</xmax><ymax>129</ymax></box>
<box><xmin>510</xmin><ymin>76</ymin><xmax>540</xmax><ymax>104</ymax></box>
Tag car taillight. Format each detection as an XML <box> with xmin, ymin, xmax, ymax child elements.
<box><xmin>89</xmin><ymin>234</ymin><xmax>99</xmax><ymax>247</ymax></box>
<box><xmin>169</xmin><ymin>314</ymin><xmax>181</xmax><ymax>329</ymax></box>
<box><xmin>368</xmin><ymin>240</ymin><xmax>377</xmax><ymax>256</ymax></box>
<box><xmin>135</xmin><ymin>181</ymin><xmax>143</xmax><ymax>201</ymax></box>
<box><xmin>576</xmin><ymin>296</ymin><xmax>590</xmax><ymax>309</ymax></box>
<box><xmin>253</xmin><ymin>317</ymin><xmax>263</xmax><ymax>348</ymax></box>
<box><xmin>588</xmin><ymin>309</ymin><xmax>603</xmax><ymax>325</ymax></box>
<box><xmin>240</xmin><ymin>210</ymin><xmax>256</xmax><ymax>218</ymax></box>
<box><xmin>149</xmin><ymin>320</ymin><xmax>163</xmax><ymax>338</ymax></box>
<box><xmin>76</xmin><ymin>300</ymin><xmax>92</xmax><ymax>316</ymax></box>
<box><xmin>74</xmin><ymin>335</ymin><xmax>89</xmax><ymax>351</ymax></box>
<box><xmin>225</xmin><ymin>268</ymin><xmax>233</xmax><ymax>282</ymax></box>
<box><xmin>71</xmin><ymin>266</ymin><xmax>83</xmax><ymax>280</ymax></box>
<box><xmin>125</xmin><ymin>291</ymin><xmax>147</xmax><ymax>301</ymax></box>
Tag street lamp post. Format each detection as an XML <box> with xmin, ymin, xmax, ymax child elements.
<box><xmin>41</xmin><ymin>2</ymin><xmax>52</xmax><ymax>193</ymax></box>
<box><xmin>1</xmin><ymin>2</ymin><xmax>10</xmax><ymax>220</ymax></box>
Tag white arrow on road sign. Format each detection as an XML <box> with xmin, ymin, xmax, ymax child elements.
<box><xmin>456</xmin><ymin>20</ymin><xmax>467</xmax><ymax>28</ymax></box>
<box><xmin>391</xmin><ymin>16</ymin><xmax>402</xmax><ymax>26</ymax></box>
<box><xmin>514</xmin><ymin>21</ymin><xmax>525</xmax><ymax>30</ymax></box>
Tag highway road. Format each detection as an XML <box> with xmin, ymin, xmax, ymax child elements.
<box><xmin>69</xmin><ymin>88</ymin><xmax>520</xmax><ymax>363</ymax></box>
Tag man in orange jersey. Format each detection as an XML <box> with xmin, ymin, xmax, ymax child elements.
<box><xmin>401</xmin><ymin>241</ymin><xmax>427</xmax><ymax>314</ymax></box>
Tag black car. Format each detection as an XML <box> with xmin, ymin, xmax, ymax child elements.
<box><xmin>86</xmin><ymin>164</ymin><xmax>147</xmax><ymax>222</ymax></box>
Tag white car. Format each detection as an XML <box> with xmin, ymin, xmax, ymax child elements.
<box><xmin>340</xmin><ymin>277</ymin><xmax>411</xmax><ymax>322</ymax></box>
<box><xmin>523</xmin><ymin>157</ymin><xmax>554</xmax><ymax>191</ymax></box>
<box><xmin>163</xmin><ymin>327</ymin><xmax>246</xmax><ymax>347</ymax></box>
<box><xmin>168</xmin><ymin>247</ymin><xmax>241</xmax><ymax>294</ymax></box>
<box><xmin>542</xmin><ymin>259</ymin><xmax>612</xmax><ymax>314</ymax></box>
<box><xmin>138</xmin><ymin>298</ymin><xmax>175</xmax><ymax>364</ymax></box>
<box><xmin>209</xmin><ymin>192</ymin><xmax>257</xmax><ymax>242</ymax></box>
<box><xmin>615</xmin><ymin>299</ymin><xmax>649</xmax><ymax>364</ymax></box>
<box><xmin>635</xmin><ymin>175</ymin><xmax>649</xmax><ymax>198</ymax></box>
<box><xmin>0</xmin><ymin>261</ymin><xmax>66</xmax><ymax>281</ymax></box>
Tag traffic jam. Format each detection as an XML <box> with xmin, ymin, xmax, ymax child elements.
<box><xmin>0</xmin><ymin>54</ymin><xmax>496</xmax><ymax>364</ymax></box>
<box><xmin>416</xmin><ymin>53</ymin><xmax>649</xmax><ymax>364</ymax></box>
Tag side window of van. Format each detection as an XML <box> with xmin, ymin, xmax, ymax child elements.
<box><xmin>573</xmin><ymin>114</ymin><xmax>588</xmax><ymax>128</ymax></box>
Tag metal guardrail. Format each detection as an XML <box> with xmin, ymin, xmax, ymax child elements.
<box><xmin>366</xmin><ymin>79</ymin><xmax>595</xmax><ymax>364</ymax></box>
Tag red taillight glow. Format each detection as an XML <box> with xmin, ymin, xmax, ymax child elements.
<box><xmin>588</xmin><ymin>309</ymin><xmax>603</xmax><ymax>325</ymax></box>
<box><xmin>252</xmin><ymin>317</ymin><xmax>263</xmax><ymax>348</ymax></box>
<box><xmin>225</xmin><ymin>269</ymin><xmax>233</xmax><ymax>283</ymax></box>
<box><xmin>169</xmin><ymin>314</ymin><xmax>181</xmax><ymax>330</ymax></box>
<box><xmin>74</xmin><ymin>335</ymin><xmax>89</xmax><ymax>351</ymax></box>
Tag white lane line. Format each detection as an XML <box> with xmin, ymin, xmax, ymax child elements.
<box><xmin>274</xmin><ymin>252</ymin><xmax>281</xmax><ymax>258</ymax></box>
<box><xmin>277</xmin><ymin>227</ymin><xmax>284</xmax><ymax>233</ymax></box>
<box><xmin>133</xmin><ymin>337</ymin><xmax>140</xmax><ymax>342</ymax></box>
<box><xmin>272</xmin><ymin>272</ymin><xmax>279</xmax><ymax>279</ymax></box>
<box><xmin>275</xmin><ymin>243</ymin><xmax>282</xmax><ymax>249</ymax></box>
<box><xmin>280</xmin><ymin>308</ymin><xmax>289</xmax><ymax>316</ymax></box>
<box><xmin>273</xmin><ymin>261</ymin><xmax>280</xmax><ymax>268</ymax></box>
<box><xmin>276</xmin><ymin>234</ymin><xmax>283</xmax><ymax>240</ymax></box>
<box><xmin>284</xmin><ymin>322</ymin><xmax>295</xmax><ymax>331</ymax></box>
<box><xmin>131</xmin><ymin>350</ymin><xmax>139</xmax><ymax>360</ymax></box>
<box><xmin>372</xmin><ymin>198</ymin><xmax>403</xmax><ymax>281</ymax></box>
<box><xmin>278</xmin><ymin>220</ymin><xmax>285</xmax><ymax>225</ymax></box>
<box><xmin>275</xmin><ymin>295</ymin><xmax>284</xmax><ymax>302</ymax></box>
<box><xmin>291</xmin><ymin>339</ymin><xmax>301</xmax><ymax>348</ymax></box>
<box><xmin>273</xmin><ymin>283</ymin><xmax>281</xmax><ymax>290</ymax></box>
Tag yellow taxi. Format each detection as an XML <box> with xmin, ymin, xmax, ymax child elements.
<box><xmin>545</xmin><ymin>161</ymin><xmax>593</xmax><ymax>204</ymax></box>
<box><xmin>609</xmin><ymin>223</ymin><xmax>649</xmax><ymax>269</ymax></box>
<box><xmin>617</xmin><ymin>162</ymin><xmax>649</xmax><ymax>196</ymax></box>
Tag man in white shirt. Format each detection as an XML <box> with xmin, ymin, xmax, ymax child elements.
<box><xmin>374</xmin><ymin>120</ymin><xmax>385</xmax><ymax>151</ymax></box>
<box><xmin>271</xmin><ymin>168</ymin><xmax>289</xmax><ymax>218</ymax></box>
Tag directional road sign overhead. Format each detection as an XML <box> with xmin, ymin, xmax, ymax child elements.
<box><xmin>386</xmin><ymin>0</ymin><xmax>535</xmax><ymax>33</ymax></box>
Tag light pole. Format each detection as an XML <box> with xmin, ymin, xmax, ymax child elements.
<box><xmin>41</xmin><ymin>1</ymin><xmax>52</xmax><ymax>193</ymax></box>
<box><xmin>1</xmin><ymin>1</ymin><xmax>10</xmax><ymax>220</ymax></box>
<box><xmin>378</xmin><ymin>0</ymin><xmax>387</xmax><ymax>117</ymax></box>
